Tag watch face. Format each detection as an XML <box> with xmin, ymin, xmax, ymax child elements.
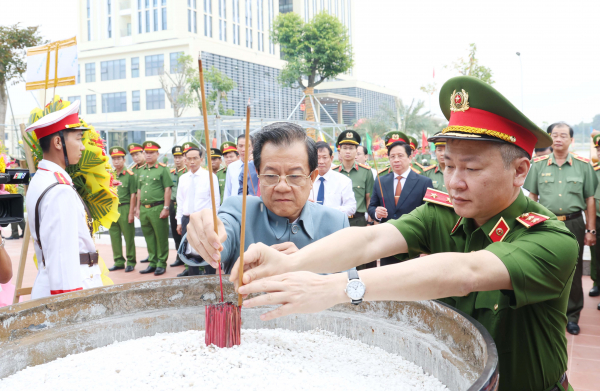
<box><xmin>346</xmin><ymin>280</ymin><xmax>366</xmax><ymax>301</ymax></box>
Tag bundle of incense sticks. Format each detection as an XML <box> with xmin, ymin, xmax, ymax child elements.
<box><xmin>200</xmin><ymin>57</ymin><xmax>249</xmax><ymax>348</ymax></box>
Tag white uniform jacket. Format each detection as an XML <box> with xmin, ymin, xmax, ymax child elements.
<box><xmin>26</xmin><ymin>160</ymin><xmax>102</xmax><ymax>300</ymax></box>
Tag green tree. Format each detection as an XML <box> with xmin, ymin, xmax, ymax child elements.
<box><xmin>379</xmin><ymin>98</ymin><xmax>446</xmax><ymax>137</ymax></box>
<box><xmin>159</xmin><ymin>54</ymin><xmax>195</xmax><ymax>118</ymax></box>
<box><xmin>183</xmin><ymin>64</ymin><xmax>236</xmax><ymax>116</ymax></box>
<box><xmin>270</xmin><ymin>12</ymin><xmax>354</xmax><ymax>137</ymax></box>
<box><xmin>445</xmin><ymin>43</ymin><xmax>494</xmax><ymax>85</ymax></box>
<box><xmin>0</xmin><ymin>24</ymin><xmax>45</xmax><ymax>143</ymax></box>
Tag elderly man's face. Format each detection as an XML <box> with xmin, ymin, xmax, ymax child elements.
<box><xmin>389</xmin><ymin>145</ymin><xmax>411</xmax><ymax>175</ymax></box>
<box><xmin>444</xmin><ymin>140</ymin><xmax>529</xmax><ymax>226</ymax></box>
<box><xmin>259</xmin><ymin>141</ymin><xmax>314</xmax><ymax>222</ymax></box>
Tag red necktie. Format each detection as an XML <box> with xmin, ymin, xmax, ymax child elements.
<box><xmin>395</xmin><ymin>176</ymin><xmax>402</xmax><ymax>206</ymax></box>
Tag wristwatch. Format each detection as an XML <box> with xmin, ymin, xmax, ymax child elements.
<box><xmin>345</xmin><ymin>269</ymin><xmax>366</xmax><ymax>305</ymax></box>
<box><xmin>586</xmin><ymin>229</ymin><xmax>597</xmax><ymax>234</ymax></box>
<box><xmin>163</xmin><ymin>206</ymin><xmax>169</xmax><ymax>210</ymax></box>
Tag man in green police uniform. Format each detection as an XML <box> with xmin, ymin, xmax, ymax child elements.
<box><xmin>135</xmin><ymin>141</ymin><xmax>173</xmax><ymax>275</ymax></box>
<box><xmin>169</xmin><ymin>145</ymin><xmax>187</xmax><ymax>267</ymax></box>
<box><xmin>524</xmin><ymin>122</ymin><xmax>597</xmax><ymax>335</ymax></box>
<box><xmin>590</xmin><ymin>134</ymin><xmax>600</xmax><ymax>302</ymax></box>
<box><xmin>210</xmin><ymin>147</ymin><xmax>224</xmax><ymax>201</ymax></box>
<box><xmin>128</xmin><ymin>143</ymin><xmax>151</xmax><ymax>264</ymax></box>
<box><xmin>422</xmin><ymin>137</ymin><xmax>447</xmax><ymax>192</ymax></box>
<box><xmin>217</xmin><ymin>141</ymin><xmax>238</xmax><ymax>204</ymax></box>
<box><xmin>231</xmin><ymin>76</ymin><xmax>578</xmax><ymax>391</ymax></box>
<box><xmin>333</xmin><ymin>130</ymin><xmax>374</xmax><ymax>228</ymax></box>
<box><xmin>377</xmin><ymin>131</ymin><xmax>422</xmax><ymax>177</ymax></box>
<box><xmin>408</xmin><ymin>135</ymin><xmax>426</xmax><ymax>173</ymax></box>
<box><xmin>108</xmin><ymin>147</ymin><xmax>137</xmax><ymax>272</ymax></box>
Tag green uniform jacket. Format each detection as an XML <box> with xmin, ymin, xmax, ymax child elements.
<box><xmin>116</xmin><ymin>168</ymin><xmax>137</xmax><ymax>204</ymax></box>
<box><xmin>411</xmin><ymin>161</ymin><xmax>425</xmax><ymax>174</ymax></box>
<box><xmin>524</xmin><ymin>153</ymin><xmax>597</xmax><ymax>215</ymax></box>
<box><xmin>138</xmin><ymin>163</ymin><xmax>173</xmax><ymax>205</ymax></box>
<box><xmin>334</xmin><ymin>163</ymin><xmax>375</xmax><ymax>214</ymax></box>
<box><xmin>170</xmin><ymin>166</ymin><xmax>188</xmax><ymax>201</ymax></box>
<box><xmin>389</xmin><ymin>191</ymin><xmax>578</xmax><ymax>391</ymax></box>
<box><xmin>422</xmin><ymin>164</ymin><xmax>446</xmax><ymax>192</ymax></box>
<box><xmin>594</xmin><ymin>163</ymin><xmax>600</xmax><ymax>217</ymax></box>
<box><xmin>131</xmin><ymin>163</ymin><xmax>146</xmax><ymax>192</ymax></box>
<box><xmin>216</xmin><ymin>167</ymin><xmax>227</xmax><ymax>205</ymax></box>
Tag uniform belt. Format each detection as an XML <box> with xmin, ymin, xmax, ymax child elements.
<box><xmin>143</xmin><ymin>201</ymin><xmax>164</xmax><ymax>209</ymax></box>
<box><xmin>79</xmin><ymin>252</ymin><xmax>99</xmax><ymax>267</ymax></box>
<box><xmin>348</xmin><ymin>215</ymin><xmax>354</xmax><ymax>219</ymax></box>
<box><xmin>556</xmin><ymin>211</ymin><xmax>582</xmax><ymax>222</ymax></box>
<box><xmin>547</xmin><ymin>373</ymin><xmax>569</xmax><ymax>391</ymax></box>
<box><xmin>119</xmin><ymin>202</ymin><xmax>129</xmax><ymax>205</ymax></box>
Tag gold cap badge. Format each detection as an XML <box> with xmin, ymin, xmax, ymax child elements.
<box><xmin>450</xmin><ymin>89</ymin><xmax>470</xmax><ymax>112</ymax></box>
<box><xmin>346</xmin><ymin>132</ymin><xmax>353</xmax><ymax>138</ymax></box>
<box><xmin>392</xmin><ymin>134</ymin><xmax>399</xmax><ymax>140</ymax></box>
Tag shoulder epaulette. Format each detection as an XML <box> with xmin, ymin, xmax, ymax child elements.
<box><xmin>516</xmin><ymin>212</ymin><xmax>550</xmax><ymax>229</ymax></box>
<box><xmin>159</xmin><ymin>162</ymin><xmax>167</xmax><ymax>167</ymax></box>
<box><xmin>331</xmin><ymin>165</ymin><xmax>340</xmax><ymax>170</ymax></box>
<box><xmin>378</xmin><ymin>166</ymin><xmax>390</xmax><ymax>174</ymax></box>
<box><xmin>170</xmin><ymin>168</ymin><xmax>176</xmax><ymax>173</ymax></box>
<box><xmin>422</xmin><ymin>165</ymin><xmax>436</xmax><ymax>172</ymax></box>
<box><xmin>217</xmin><ymin>167</ymin><xmax>226</xmax><ymax>172</ymax></box>
<box><xmin>532</xmin><ymin>155</ymin><xmax>549</xmax><ymax>163</ymax></box>
<box><xmin>54</xmin><ymin>171</ymin><xmax>70</xmax><ymax>185</ymax></box>
<box><xmin>573</xmin><ymin>155</ymin><xmax>591</xmax><ymax>164</ymax></box>
<box><xmin>411</xmin><ymin>167</ymin><xmax>421</xmax><ymax>174</ymax></box>
<box><xmin>413</xmin><ymin>162</ymin><xmax>426</xmax><ymax>170</ymax></box>
<box><xmin>423</xmin><ymin>187</ymin><xmax>453</xmax><ymax>207</ymax></box>
<box><xmin>127</xmin><ymin>169</ymin><xmax>134</xmax><ymax>176</ymax></box>
<box><xmin>358</xmin><ymin>163</ymin><xmax>370</xmax><ymax>170</ymax></box>
<box><xmin>595</xmin><ymin>165</ymin><xmax>600</xmax><ymax>171</ymax></box>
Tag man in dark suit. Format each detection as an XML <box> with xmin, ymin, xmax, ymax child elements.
<box><xmin>368</xmin><ymin>131</ymin><xmax>432</xmax><ymax>266</ymax></box>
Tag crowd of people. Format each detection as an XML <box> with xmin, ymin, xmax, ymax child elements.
<box><xmin>23</xmin><ymin>75</ymin><xmax>600</xmax><ymax>391</ymax></box>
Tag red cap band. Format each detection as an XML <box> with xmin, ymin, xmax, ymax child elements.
<box><xmin>222</xmin><ymin>146</ymin><xmax>237</xmax><ymax>153</ymax></box>
<box><xmin>447</xmin><ymin>107</ymin><xmax>537</xmax><ymax>156</ymax></box>
<box><xmin>34</xmin><ymin>112</ymin><xmax>80</xmax><ymax>139</ymax></box>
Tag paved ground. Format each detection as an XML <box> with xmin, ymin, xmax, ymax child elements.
<box><xmin>3</xmin><ymin>235</ymin><xmax>600</xmax><ymax>389</ymax></box>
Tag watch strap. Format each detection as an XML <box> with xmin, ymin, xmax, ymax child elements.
<box><xmin>347</xmin><ymin>268</ymin><xmax>359</xmax><ymax>281</ymax></box>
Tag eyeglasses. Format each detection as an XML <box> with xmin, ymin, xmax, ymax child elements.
<box><xmin>258</xmin><ymin>173</ymin><xmax>311</xmax><ymax>187</ymax></box>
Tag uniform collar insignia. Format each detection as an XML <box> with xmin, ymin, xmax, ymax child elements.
<box><xmin>488</xmin><ymin>217</ymin><xmax>510</xmax><ymax>243</ymax></box>
<box><xmin>451</xmin><ymin>217</ymin><xmax>463</xmax><ymax>234</ymax></box>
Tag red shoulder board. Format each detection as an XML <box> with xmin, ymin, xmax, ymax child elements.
<box><xmin>489</xmin><ymin>217</ymin><xmax>510</xmax><ymax>242</ymax></box>
<box><xmin>159</xmin><ymin>162</ymin><xmax>167</xmax><ymax>167</ymax></box>
<box><xmin>378</xmin><ymin>166</ymin><xmax>390</xmax><ymax>175</ymax></box>
<box><xmin>358</xmin><ymin>163</ymin><xmax>370</xmax><ymax>170</ymax></box>
<box><xmin>532</xmin><ymin>155</ymin><xmax>549</xmax><ymax>163</ymax></box>
<box><xmin>516</xmin><ymin>212</ymin><xmax>550</xmax><ymax>229</ymax></box>
<box><xmin>423</xmin><ymin>187</ymin><xmax>453</xmax><ymax>207</ymax></box>
<box><xmin>593</xmin><ymin>162</ymin><xmax>598</xmax><ymax>167</ymax></box>
<box><xmin>595</xmin><ymin>165</ymin><xmax>600</xmax><ymax>171</ymax></box>
<box><xmin>54</xmin><ymin>172</ymin><xmax>70</xmax><ymax>185</ymax></box>
<box><xmin>413</xmin><ymin>162</ymin><xmax>425</xmax><ymax>170</ymax></box>
<box><xmin>573</xmin><ymin>155</ymin><xmax>590</xmax><ymax>164</ymax></box>
<box><xmin>422</xmin><ymin>165</ymin><xmax>436</xmax><ymax>172</ymax></box>
<box><xmin>127</xmin><ymin>169</ymin><xmax>134</xmax><ymax>175</ymax></box>
<box><xmin>170</xmin><ymin>168</ymin><xmax>176</xmax><ymax>173</ymax></box>
<box><xmin>411</xmin><ymin>167</ymin><xmax>421</xmax><ymax>174</ymax></box>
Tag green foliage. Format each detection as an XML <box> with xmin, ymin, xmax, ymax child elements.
<box><xmin>0</xmin><ymin>24</ymin><xmax>46</xmax><ymax>85</ymax></box>
<box><xmin>184</xmin><ymin>64</ymin><xmax>237</xmax><ymax>116</ymax></box>
<box><xmin>270</xmin><ymin>12</ymin><xmax>353</xmax><ymax>90</ymax></box>
<box><xmin>377</xmin><ymin>98</ymin><xmax>446</xmax><ymax>137</ymax></box>
<box><xmin>420</xmin><ymin>83</ymin><xmax>437</xmax><ymax>96</ymax></box>
<box><xmin>445</xmin><ymin>43</ymin><xmax>494</xmax><ymax>85</ymax></box>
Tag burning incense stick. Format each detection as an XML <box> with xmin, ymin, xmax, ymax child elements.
<box><xmin>199</xmin><ymin>58</ymin><xmax>242</xmax><ymax>348</ymax></box>
<box><xmin>238</xmin><ymin>104</ymin><xmax>251</xmax><ymax>306</ymax></box>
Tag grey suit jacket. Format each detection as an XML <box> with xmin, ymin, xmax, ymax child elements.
<box><xmin>215</xmin><ymin>196</ymin><xmax>350</xmax><ymax>273</ymax></box>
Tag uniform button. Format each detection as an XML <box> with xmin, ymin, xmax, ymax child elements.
<box><xmin>291</xmin><ymin>225</ymin><xmax>299</xmax><ymax>234</ymax></box>
<box><xmin>560</xmin><ymin>208</ymin><xmax>562</xmax><ymax>211</ymax></box>
<box><xmin>559</xmin><ymin>194</ymin><xmax>561</xmax><ymax>197</ymax></box>
<box><xmin>145</xmin><ymin>191</ymin><xmax>147</xmax><ymax>193</ymax></box>
<box><xmin>559</xmin><ymin>168</ymin><xmax>561</xmax><ymax>170</ymax></box>
<box><xmin>559</xmin><ymin>181</ymin><xmax>562</xmax><ymax>183</ymax></box>
<box><xmin>494</xmin><ymin>304</ymin><xmax>498</xmax><ymax>311</ymax></box>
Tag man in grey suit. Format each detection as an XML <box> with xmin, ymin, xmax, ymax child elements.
<box><xmin>181</xmin><ymin>122</ymin><xmax>350</xmax><ymax>274</ymax></box>
<box><xmin>368</xmin><ymin>135</ymin><xmax>432</xmax><ymax>267</ymax></box>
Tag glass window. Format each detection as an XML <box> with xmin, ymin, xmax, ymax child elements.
<box><xmin>67</xmin><ymin>96</ymin><xmax>81</xmax><ymax>104</ymax></box>
<box><xmin>204</xmin><ymin>0</ymin><xmax>212</xmax><ymax>37</ymax></box>
<box><xmin>87</xmin><ymin>0</ymin><xmax>92</xmax><ymax>40</ymax></box>
<box><xmin>86</xmin><ymin>95</ymin><xmax>97</xmax><ymax>114</ymax></box>
<box><xmin>268</xmin><ymin>0</ymin><xmax>275</xmax><ymax>54</ymax></box>
<box><xmin>146</xmin><ymin>88</ymin><xmax>165</xmax><ymax>110</ymax></box>
<box><xmin>162</xmin><ymin>6</ymin><xmax>167</xmax><ymax>29</ymax></box>
<box><xmin>279</xmin><ymin>0</ymin><xmax>292</xmax><ymax>13</ymax></box>
<box><xmin>146</xmin><ymin>10</ymin><xmax>150</xmax><ymax>32</ymax></box>
<box><xmin>232</xmin><ymin>0</ymin><xmax>240</xmax><ymax>45</ymax></box>
<box><xmin>257</xmin><ymin>0</ymin><xmax>263</xmax><ymax>52</ymax></box>
<box><xmin>132</xmin><ymin>90</ymin><xmax>141</xmax><ymax>111</ymax></box>
<box><xmin>108</xmin><ymin>0</ymin><xmax>112</xmax><ymax>38</ymax></box>
<box><xmin>219</xmin><ymin>0</ymin><xmax>226</xmax><ymax>41</ymax></box>
<box><xmin>85</xmin><ymin>63</ymin><xmax>96</xmax><ymax>82</ymax></box>
<box><xmin>145</xmin><ymin>54</ymin><xmax>164</xmax><ymax>76</ymax></box>
<box><xmin>77</xmin><ymin>64</ymin><xmax>80</xmax><ymax>84</ymax></box>
<box><xmin>102</xmin><ymin>92</ymin><xmax>127</xmax><ymax>113</ymax></box>
<box><xmin>245</xmin><ymin>0</ymin><xmax>252</xmax><ymax>48</ymax></box>
<box><xmin>170</xmin><ymin>52</ymin><xmax>184</xmax><ymax>73</ymax></box>
<box><xmin>131</xmin><ymin>57</ymin><xmax>140</xmax><ymax>78</ymax></box>
<box><xmin>101</xmin><ymin>59</ymin><xmax>126</xmax><ymax>81</ymax></box>
<box><xmin>153</xmin><ymin>8</ymin><xmax>158</xmax><ymax>31</ymax></box>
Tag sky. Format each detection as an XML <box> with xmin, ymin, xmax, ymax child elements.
<box><xmin>4</xmin><ymin>0</ymin><xmax>600</xmax><ymax>128</ymax></box>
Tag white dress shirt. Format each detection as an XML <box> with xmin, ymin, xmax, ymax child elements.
<box><xmin>309</xmin><ymin>169</ymin><xmax>357</xmax><ymax>217</ymax></box>
<box><xmin>223</xmin><ymin>159</ymin><xmax>243</xmax><ymax>200</ymax></box>
<box><xmin>176</xmin><ymin>167</ymin><xmax>220</xmax><ymax>224</ymax></box>
<box><xmin>27</xmin><ymin>160</ymin><xmax>102</xmax><ymax>299</ymax></box>
<box><xmin>393</xmin><ymin>166</ymin><xmax>412</xmax><ymax>195</ymax></box>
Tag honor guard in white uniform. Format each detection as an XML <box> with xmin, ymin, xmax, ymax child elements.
<box><xmin>25</xmin><ymin>101</ymin><xmax>103</xmax><ymax>300</ymax></box>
